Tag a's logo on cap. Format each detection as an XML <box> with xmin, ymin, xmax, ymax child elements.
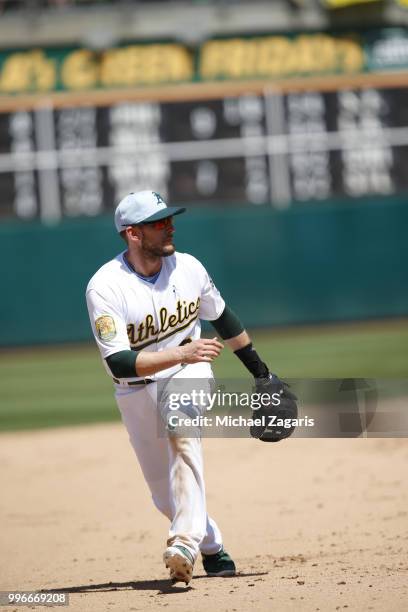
<box><xmin>153</xmin><ymin>192</ymin><xmax>165</xmax><ymax>206</ymax></box>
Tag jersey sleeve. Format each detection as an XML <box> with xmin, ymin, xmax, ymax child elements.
<box><xmin>188</xmin><ymin>256</ymin><xmax>225</xmax><ymax>321</ymax></box>
<box><xmin>86</xmin><ymin>287</ymin><xmax>131</xmax><ymax>359</ymax></box>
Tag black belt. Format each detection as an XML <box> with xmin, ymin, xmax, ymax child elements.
<box><xmin>113</xmin><ymin>377</ymin><xmax>155</xmax><ymax>386</ymax></box>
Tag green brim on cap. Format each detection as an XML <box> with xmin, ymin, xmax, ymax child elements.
<box><xmin>142</xmin><ymin>206</ymin><xmax>186</xmax><ymax>223</ymax></box>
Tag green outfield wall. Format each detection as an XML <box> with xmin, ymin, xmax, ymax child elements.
<box><xmin>1</xmin><ymin>196</ymin><xmax>407</xmax><ymax>347</ymax></box>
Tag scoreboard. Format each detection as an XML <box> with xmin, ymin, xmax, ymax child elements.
<box><xmin>1</xmin><ymin>83</ymin><xmax>408</xmax><ymax>221</ymax></box>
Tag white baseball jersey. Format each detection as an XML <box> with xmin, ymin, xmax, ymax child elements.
<box><xmin>86</xmin><ymin>251</ymin><xmax>225</xmax><ymax>383</ymax></box>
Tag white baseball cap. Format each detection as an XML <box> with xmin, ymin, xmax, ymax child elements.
<box><xmin>114</xmin><ymin>191</ymin><xmax>186</xmax><ymax>233</ymax></box>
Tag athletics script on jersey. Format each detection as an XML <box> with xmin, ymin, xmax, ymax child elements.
<box><xmin>127</xmin><ymin>297</ymin><xmax>201</xmax><ymax>349</ymax></box>
<box><xmin>86</xmin><ymin>252</ymin><xmax>225</xmax><ymax>376</ymax></box>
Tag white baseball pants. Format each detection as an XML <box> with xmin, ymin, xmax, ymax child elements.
<box><xmin>115</xmin><ymin>362</ymin><xmax>223</xmax><ymax>562</ymax></box>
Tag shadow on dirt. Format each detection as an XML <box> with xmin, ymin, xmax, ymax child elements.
<box><xmin>40</xmin><ymin>572</ymin><xmax>268</xmax><ymax>595</ymax></box>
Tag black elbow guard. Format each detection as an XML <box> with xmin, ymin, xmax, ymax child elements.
<box><xmin>210</xmin><ymin>304</ymin><xmax>244</xmax><ymax>340</ymax></box>
<box><xmin>106</xmin><ymin>350</ymin><xmax>139</xmax><ymax>378</ymax></box>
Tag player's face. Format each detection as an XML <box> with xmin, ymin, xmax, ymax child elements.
<box><xmin>139</xmin><ymin>216</ymin><xmax>176</xmax><ymax>257</ymax></box>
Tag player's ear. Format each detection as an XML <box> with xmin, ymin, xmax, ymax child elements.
<box><xmin>125</xmin><ymin>225</ymin><xmax>142</xmax><ymax>244</ymax></box>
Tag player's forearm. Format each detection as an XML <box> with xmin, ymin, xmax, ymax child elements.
<box><xmin>224</xmin><ymin>330</ymin><xmax>251</xmax><ymax>351</ymax></box>
<box><xmin>135</xmin><ymin>347</ymin><xmax>184</xmax><ymax>377</ymax></box>
<box><xmin>138</xmin><ymin>337</ymin><xmax>223</xmax><ymax>374</ymax></box>
<box><xmin>106</xmin><ymin>338</ymin><xmax>223</xmax><ymax>379</ymax></box>
<box><xmin>225</xmin><ymin>331</ymin><xmax>269</xmax><ymax>378</ymax></box>
<box><xmin>106</xmin><ymin>347</ymin><xmax>184</xmax><ymax>378</ymax></box>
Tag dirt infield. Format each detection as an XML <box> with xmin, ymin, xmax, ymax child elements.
<box><xmin>0</xmin><ymin>424</ymin><xmax>407</xmax><ymax>612</ymax></box>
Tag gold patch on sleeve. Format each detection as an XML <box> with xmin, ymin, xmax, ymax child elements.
<box><xmin>95</xmin><ymin>315</ymin><xmax>116</xmax><ymax>341</ymax></box>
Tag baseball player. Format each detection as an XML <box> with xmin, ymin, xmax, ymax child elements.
<box><xmin>86</xmin><ymin>191</ymin><xmax>297</xmax><ymax>585</ymax></box>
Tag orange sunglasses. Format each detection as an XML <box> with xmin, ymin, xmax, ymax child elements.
<box><xmin>141</xmin><ymin>217</ymin><xmax>174</xmax><ymax>230</ymax></box>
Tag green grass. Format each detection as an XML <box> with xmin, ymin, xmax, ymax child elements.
<box><xmin>212</xmin><ymin>321</ymin><xmax>408</xmax><ymax>378</ymax></box>
<box><xmin>0</xmin><ymin>349</ymin><xmax>118</xmax><ymax>431</ymax></box>
<box><xmin>0</xmin><ymin>320</ymin><xmax>407</xmax><ymax>431</ymax></box>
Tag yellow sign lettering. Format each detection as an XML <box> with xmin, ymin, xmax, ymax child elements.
<box><xmin>0</xmin><ymin>50</ymin><xmax>55</xmax><ymax>93</ymax></box>
<box><xmin>200</xmin><ymin>34</ymin><xmax>364</xmax><ymax>80</ymax></box>
<box><xmin>0</xmin><ymin>54</ymin><xmax>31</xmax><ymax>92</ymax></box>
<box><xmin>0</xmin><ymin>35</ymin><xmax>365</xmax><ymax>95</ymax></box>
<box><xmin>61</xmin><ymin>49</ymin><xmax>98</xmax><ymax>90</ymax></box>
<box><xmin>100</xmin><ymin>44</ymin><xmax>193</xmax><ymax>87</ymax></box>
<box><xmin>338</xmin><ymin>38</ymin><xmax>364</xmax><ymax>73</ymax></box>
<box><xmin>258</xmin><ymin>37</ymin><xmax>291</xmax><ymax>77</ymax></box>
<box><xmin>30</xmin><ymin>50</ymin><xmax>56</xmax><ymax>91</ymax></box>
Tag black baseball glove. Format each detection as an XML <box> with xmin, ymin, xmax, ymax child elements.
<box><xmin>250</xmin><ymin>373</ymin><xmax>298</xmax><ymax>442</ymax></box>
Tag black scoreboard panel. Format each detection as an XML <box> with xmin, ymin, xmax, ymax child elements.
<box><xmin>0</xmin><ymin>85</ymin><xmax>408</xmax><ymax>221</ymax></box>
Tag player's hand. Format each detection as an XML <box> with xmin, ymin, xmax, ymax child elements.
<box><xmin>179</xmin><ymin>337</ymin><xmax>223</xmax><ymax>364</ymax></box>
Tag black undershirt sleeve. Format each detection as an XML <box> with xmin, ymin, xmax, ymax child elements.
<box><xmin>211</xmin><ymin>306</ymin><xmax>269</xmax><ymax>378</ymax></box>
<box><xmin>106</xmin><ymin>350</ymin><xmax>139</xmax><ymax>378</ymax></box>
<box><xmin>210</xmin><ymin>304</ymin><xmax>244</xmax><ymax>340</ymax></box>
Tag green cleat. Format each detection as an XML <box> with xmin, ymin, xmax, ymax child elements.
<box><xmin>202</xmin><ymin>547</ymin><xmax>236</xmax><ymax>577</ymax></box>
